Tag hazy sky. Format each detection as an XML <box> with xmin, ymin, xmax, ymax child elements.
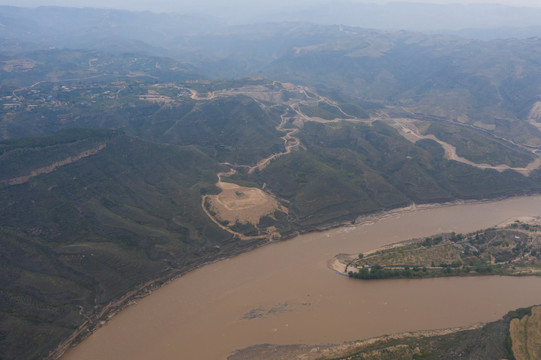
<box><xmin>2</xmin><ymin>0</ymin><xmax>541</xmax><ymax>12</ymax></box>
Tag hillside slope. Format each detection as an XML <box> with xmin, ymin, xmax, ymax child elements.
<box><xmin>0</xmin><ymin>129</ymin><xmax>268</xmax><ymax>359</ymax></box>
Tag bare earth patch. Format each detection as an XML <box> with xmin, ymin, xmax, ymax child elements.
<box><xmin>207</xmin><ymin>182</ymin><xmax>286</xmax><ymax>226</ymax></box>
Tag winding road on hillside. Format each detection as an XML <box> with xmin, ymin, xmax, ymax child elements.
<box><xmin>191</xmin><ymin>83</ymin><xmax>370</xmax><ymax>237</ymax></box>
<box><xmin>387</xmin><ymin>116</ymin><xmax>541</xmax><ymax>176</ymax></box>
<box><xmin>188</xmin><ymin>82</ymin><xmax>541</xmax><ymax>238</ymax></box>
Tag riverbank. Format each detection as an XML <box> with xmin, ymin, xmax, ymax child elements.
<box><xmin>228</xmin><ymin>324</ymin><xmax>484</xmax><ymax>360</ymax></box>
<box><xmin>47</xmin><ymin>237</ymin><xmax>271</xmax><ymax>360</ymax></box>
<box><xmin>61</xmin><ymin>194</ymin><xmax>541</xmax><ymax>360</ymax></box>
<box><xmin>229</xmin><ymin>306</ymin><xmax>540</xmax><ymax>360</ymax></box>
<box><xmin>54</xmin><ymin>199</ymin><xmax>485</xmax><ymax>357</ymax></box>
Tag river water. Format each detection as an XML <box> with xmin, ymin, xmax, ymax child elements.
<box><xmin>63</xmin><ymin>196</ymin><xmax>541</xmax><ymax>360</ymax></box>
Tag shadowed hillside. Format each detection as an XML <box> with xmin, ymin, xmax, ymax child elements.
<box><xmin>0</xmin><ymin>129</ymin><xmax>268</xmax><ymax>359</ymax></box>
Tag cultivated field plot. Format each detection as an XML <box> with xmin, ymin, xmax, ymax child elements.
<box><xmin>511</xmin><ymin>306</ymin><xmax>541</xmax><ymax>360</ymax></box>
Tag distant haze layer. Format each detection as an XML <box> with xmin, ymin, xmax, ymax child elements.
<box><xmin>3</xmin><ymin>0</ymin><xmax>541</xmax><ymax>13</ymax></box>
<box><xmin>3</xmin><ymin>1</ymin><xmax>541</xmax><ymax>33</ymax></box>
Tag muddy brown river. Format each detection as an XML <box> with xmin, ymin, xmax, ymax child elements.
<box><xmin>63</xmin><ymin>196</ymin><xmax>541</xmax><ymax>360</ymax></box>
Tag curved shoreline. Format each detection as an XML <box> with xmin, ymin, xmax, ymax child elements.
<box><xmin>55</xmin><ymin>193</ymin><xmax>541</xmax><ymax>360</ymax></box>
<box><xmin>228</xmin><ymin>323</ymin><xmax>485</xmax><ymax>360</ymax></box>
<box><xmin>48</xmin><ymin>239</ymin><xmax>271</xmax><ymax>360</ymax></box>
<box><xmin>329</xmin><ymin>215</ymin><xmax>541</xmax><ymax>281</ymax></box>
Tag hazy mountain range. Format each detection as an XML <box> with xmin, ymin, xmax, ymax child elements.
<box><xmin>4</xmin><ymin>2</ymin><xmax>541</xmax><ymax>38</ymax></box>
<box><xmin>3</xmin><ymin>4</ymin><xmax>541</xmax><ymax>359</ymax></box>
